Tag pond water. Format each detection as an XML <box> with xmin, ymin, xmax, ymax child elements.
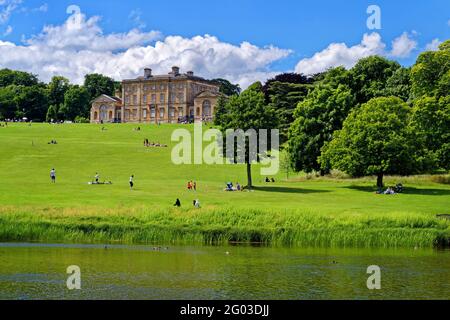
<box><xmin>0</xmin><ymin>243</ymin><xmax>448</xmax><ymax>300</ymax></box>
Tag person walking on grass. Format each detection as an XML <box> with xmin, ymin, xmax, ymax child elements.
<box><xmin>129</xmin><ymin>175</ymin><xmax>134</xmax><ymax>190</ymax></box>
<box><xmin>50</xmin><ymin>168</ymin><xmax>56</xmax><ymax>183</ymax></box>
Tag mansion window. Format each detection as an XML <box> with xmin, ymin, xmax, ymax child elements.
<box><xmin>159</xmin><ymin>108</ymin><xmax>165</xmax><ymax>118</ymax></box>
<box><xmin>151</xmin><ymin>94</ymin><xmax>157</xmax><ymax>103</ymax></box>
<box><xmin>152</xmin><ymin>84</ymin><xmax>157</xmax><ymax>90</ymax></box>
<box><xmin>169</xmin><ymin>107</ymin><xmax>175</xmax><ymax>118</ymax></box>
<box><xmin>160</xmin><ymin>93</ymin><xmax>165</xmax><ymax>103</ymax></box>
<box><xmin>151</xmin><ymin>107</ymin><xmax>156</xmax><ymax>118</ymax></box>
<box><xmin>160</xmin><ymin>84</ymin><xmax>165</xmax><ymax>91</ymax></box>
<box><xmin>143</xmin><ymin>95</ymin><xmax>147</xmax><ymax>103</ymax></box>
<box><xmin>125</xmin><ymin>96</ymin><xmax>130</xmax><ymax>104</ymax></box>
<box><xmin>178</xmin><ymin>108</ymin><xmax>184</xmax><ymax>117</ymax></box>
<box><xmin>133</xmin><ymin>95</ymin><xmax>137</xmax><ymax>104</ymax></box>
<box><xmin>203</xmin><ymin>100</ymin><xmax>212</xmax><ymax>117</ymax></box>
<box><xmin>143</xmin><ymin>109</ymin><xmax>147</xmax><ymax>119</ymax></box>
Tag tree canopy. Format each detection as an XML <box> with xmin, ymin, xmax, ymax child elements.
<box><xmin>320</xmin><ymin>97</ymin><xmax>424</xmax><ymax>188</ymax></box>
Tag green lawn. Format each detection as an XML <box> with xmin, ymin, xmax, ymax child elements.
<box><xmin>0</xmin><ymin>123</ymin><xmax>449</xmax><ymax>247</ymax></box>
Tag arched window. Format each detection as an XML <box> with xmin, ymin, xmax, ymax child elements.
<box><xmin>202</xmin><ymin>100</ymin><xmax>211</xmax><ymax>117</ymax></box>
<box><xmin>94</xmin><ymin>112</ymin><xmax>98</xmax><ymax>120</ymax></box>
<box><xmin>100</xmin><ymin>105</ymin><xmax>107</xmax><ymax>121</ymax></box>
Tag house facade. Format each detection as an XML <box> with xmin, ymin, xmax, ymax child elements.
<box><xmin>90</xmin><ymin>67</ymin><xmax>222</xmax><ymax>124</ymax></box>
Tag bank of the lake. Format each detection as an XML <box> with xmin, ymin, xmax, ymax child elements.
<box><xmin>1</xmin><ymin>206</ymin><xmax>449</xmax><ymax>248</ymax></box>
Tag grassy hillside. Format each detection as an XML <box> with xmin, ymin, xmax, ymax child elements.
<box><xmin>0</xmin><ymin>123</ymin><xmax>449</xmax><ymax>247</ymax></box>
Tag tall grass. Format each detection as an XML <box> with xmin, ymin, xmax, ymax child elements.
<box><xmin>0</xmin><ymin>206</ymin><xmax>448</xmax><ymax>248</ymax></box>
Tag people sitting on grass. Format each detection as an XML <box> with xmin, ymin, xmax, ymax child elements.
<box><xmin>384</xmin><ymin>187</ymin><xmax>396</xmax><ymax>195</ymax></box>
<box><xmin>236</xmin><ymin>182</ymin><xmax>241</xmax><ymax>191</ymax></box>
<box><xmin>174</xmin><ymin>199</ymin><xmax>181</xmax><ymax>207</ymax></box>
<box><xmin>193</xmin><ymin>199</ymin><xmax>201</xmax><ymax>208</ymax></box>
<box><xmin>48</xmin><ymin>140</ymin><xmax>58</xmax><ymax>145</ymax></box>
<box><xmin>225</xmin><ymin>182</ymin><xmax>236</xmax><ymax>192</ymax></box>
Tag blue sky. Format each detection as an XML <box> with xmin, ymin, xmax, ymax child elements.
<box><xmin>0</xmin><ymin>0</ymin><xmax>449</xmax><ymax>87</ymax></box>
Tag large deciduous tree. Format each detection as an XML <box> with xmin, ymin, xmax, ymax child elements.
<box><xmin>288</xmin><ymin>83</ymin><xmax>355</xmax><ymax>173</ymax></box>
<box><xmin>411</xmin><ymin>96</ymin><xmax>450</xmax><ymax>170</ymax></box>
<box><xmin>84</xmin><ymin>73</ymin><xmax>115</xmax><ymax>102</ymax></box>
<box><xmin>320</xmin><ymin>97</ymin><xmax>425</xmax><ymax>189</ymax></box>
<box><xmin>14</xmin><ymin>86</ymin><xmax>49</xmax><ymax>121</ymax></box>
<box><xmin>216</xmin><ymin>82</ymin><xmax>279</xmax><ymax>189</ymax></box>
<box><xmin>60</xmin><ymin>86</ymin><xmax>90</xmax><ymax>120</ymax></box>
<box><xmin>0</xmin><ymin>69</ymin><xmax>39</xmax><ymax>87</ymax></box>
<box><xmin>350</xmin><ymin>56</ymin><xmax>400</xmax><ymax>105</ymax></box>
<box><xmin>211</xmin><ymin>78</ymin><xmax>241</xmax><ymax>96</ymax></box>
<box><xmin>411</xmin><ymin>40</ymin><xmax>450</xmax><ymax>99</ymax></box>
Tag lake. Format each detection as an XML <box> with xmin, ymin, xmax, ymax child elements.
<box><xmin>0</xmin><ymin>243</ymin><xmax>448</xmax><ymax>300</ymax></box>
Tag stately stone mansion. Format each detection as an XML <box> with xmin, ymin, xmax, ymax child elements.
<box><xmin>90</xmin><ymin>67</ymin><xmax>221</xmax><ymax>124</ymax></box>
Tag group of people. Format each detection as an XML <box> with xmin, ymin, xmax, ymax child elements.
<box><xmin>143</xmin><ymin>139</ymin><xmax>168</xmax><ymax>148</ymax></box>
<box><xmin>187</xmin><ymin>181</ymin><xmax>197</xmax><ymax>191</ymax></box>
<box><xmin>377</xmin><ymin>184</ymin><xmax>404</xmax><ymax>195</ymax></box>
<box><xmin>225</xmin><ymin>182</ymin><xmax>242</xmax><ymax>192</ymax></box>
<box><xmin>48</xmin><ymin>140</ymin><xmax>58</xmax><ymax>145</ymax></box>
<box><xmin>265</xmin><ymin>177</ymin><xmax>276</xmax><ymax>183</ymax></box>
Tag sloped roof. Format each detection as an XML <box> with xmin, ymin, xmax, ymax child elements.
<box><xmin>92</xmin><ymin>94</ymin><xmax>122</xmax><ymax>104</ymax></box>
<box><xmin>194</xmin><ymin>91</ymin><xmax>223</xmax><ymax>99</ymax></box>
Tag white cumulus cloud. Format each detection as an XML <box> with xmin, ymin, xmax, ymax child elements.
<box><xmin>425</xmin><ymin>38</ymin><xmax>442</xmax><ymax>51</ymax></box>
<box><xmin>295</xmin><ymin>33</ymin><xmax>386</xmax><ymax>75</ymax></box>
<box><xmin>390</xmin><ymin>32</ymin><xmax>417</xmax><ymax>58</ymax></box>
<box><xmin>295</xmin><ymin>31</ymin><xmax>421</xmax><ymax>75</ymax></box>
<box><xmin>0</xmin><ymin>8</ymin><xmax>290</xmax><ymax>88</ymax></box>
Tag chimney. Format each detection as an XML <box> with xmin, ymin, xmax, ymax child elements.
<box><xmin>144</xmin><ymin>68</ymin><xmax>152</xmax><ymax>79</ymax></box>
<box><xmin>171</xmin><ymin>66</ymin><xmax>180</xmax><ymax>76</ymax></box>
<box><xmin>187</xmin><ymin>71</ymin><xmax>194</xmax><ymax>77</ymax></box>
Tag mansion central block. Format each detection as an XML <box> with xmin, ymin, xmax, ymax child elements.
<box><xmin>90</xmin><ymin>67</ymin><xmax>221</xmax><ymax>124</ymax></box>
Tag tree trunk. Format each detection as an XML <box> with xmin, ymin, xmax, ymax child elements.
<box><xmin>377</xmin><ymin>173</ymin><xmax>384</xmax><ymax>190</ymax></box>
<box><xmin>246</xmin><ymin>161</ymin><xmax>253</xmax><ymax>190</ymax></box>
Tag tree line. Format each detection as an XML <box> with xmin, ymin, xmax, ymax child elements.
<box><xmin>0</xmin><ymin>71</ymin><xmax>119</xmax><ymax>123</ymax></box>
<box><xmin>215</xmin><ymin>40</ymin><xmax>450</xmax><ymax>189</ymax></box>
